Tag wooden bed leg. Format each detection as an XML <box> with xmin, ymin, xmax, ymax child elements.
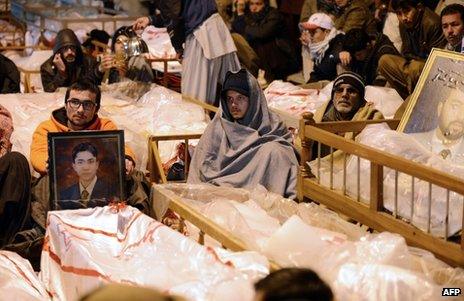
<box><xmin>297</xmin><ymin>112</ymin><xmax>315</xmax><ymax>202</ymax></box>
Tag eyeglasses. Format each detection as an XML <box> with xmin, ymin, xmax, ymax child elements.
<box><xmin>66</xmin><ymin>99</ymin><xmax>96</xmax><ymax>111</ymax></box>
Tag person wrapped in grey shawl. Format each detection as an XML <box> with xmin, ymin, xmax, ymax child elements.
<box><xmin>187</xmin><ymin>69</ymin><xmax>299</xmax><ymax>198</ymax></box>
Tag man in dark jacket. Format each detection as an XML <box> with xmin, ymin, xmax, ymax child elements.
<box><xmin>133</xmin><ymin>0</ymin><xmax>240</xmax><ymax>105</ymax></box>
<box><xmin>378</xmin><ymin>0</ymin><xmax>446</xmax><ymax>99</ymax></box>
<box><xmin>40</xmin><ymin>29</ymin><xmax>102</xmax><ymax>92</ymax></box>
<box><xmin>0</xmin><ymin>54</ymin><xmax>20</xmax><ymax>94</ymax></box>
<box><xmin>342</xmin><ymin>28</ymin><xmax>399</xmax><ymax>85</ymax></box>
<box><xmin>231</xmin><ymin>0</ymin><xmax>299</xmax><ymax>80</ymax></box>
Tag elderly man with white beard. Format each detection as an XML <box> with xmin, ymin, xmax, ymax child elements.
<box><xmin>312</xmin><ymin>72</ymin><xmax>384</xmax><ymax>159</ymax></box>
<box><xmin>410</xmin><ymin>88</ymin><xmax>464</xmax><ymax>164</ymax></box>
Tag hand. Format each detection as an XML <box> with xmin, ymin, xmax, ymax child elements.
<box><xmin>99</xmin><ymin>54</ymin><xmax>114</xmax><ymax>72</ymax></box>
<box><xmin>339</xmin><ymin>51</ymin><xmax>351</xmax><ymax>66</ymax></box>
<box><xmin>300</xmin><ymin>31</ymin><xmax>310</xmax><ymax>46</ymax></box>
<box><xmin>125</xmin><ymin>158</ymin><xmax>135</xmax><ymax>175</ymax></box>
<box><xmin>133</xmin><ymin>17</ymin><xmax>150</xmax><ymax>31</ymax></box>
<box><xmin>53</xmin><ymin>53</ymin><xmax>66</xmax><ymax>73</ymax></box>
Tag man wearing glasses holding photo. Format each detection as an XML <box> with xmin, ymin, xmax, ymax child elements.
<box><xmin>29</xmin><ymin>81</ymin><xmax>149</xmax><ymax>217</ymax></box>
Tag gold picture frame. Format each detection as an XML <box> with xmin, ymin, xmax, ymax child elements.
<box><xmin>398</xmin><ymin>48</ymin><xmax>464</xmax><ymax>133</ymax></box>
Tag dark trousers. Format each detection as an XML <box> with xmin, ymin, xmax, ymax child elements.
<box><xmin>0</xmin><ymin>152</ymin><xmax>31</xmax><ymax>248</ymax></box>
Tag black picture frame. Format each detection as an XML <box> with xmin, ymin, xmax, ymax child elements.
<box><xmin>48</xmin><ymin>130</ymin><xmax>125</xmax><ymax>210</ymax></box>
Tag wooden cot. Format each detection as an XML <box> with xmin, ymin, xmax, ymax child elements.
<box><xmin>298</xmin><ymin>113</ymin><xmax>464</xmax><ymax>267</ymax></box>
<box><xmin>150</xmin><ymin>111</ymin><xmax>464</xmax><ymax>267</ymax></box>
<box><xmin>147</xmin><ymin>95</ymin><xmax>219</xmax><ymax>183</ymax></box>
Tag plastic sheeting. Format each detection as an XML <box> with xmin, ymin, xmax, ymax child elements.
<box><xmin>309</xmin><ymin>124</ymin><xmax>464</xmax><ymax>236</ymax></box>
<box><xmin>141</xmin><ymin>26</ymin><xmax>182</xmax><ymax>74</ymax></box>
<box><xmin>0</xmin><ymin>251</ymin><xmax>49</xmax><ymax>301</ymax></box>
<box><xmin>154</xmin><ymin>183</ymin><xmax>464</xmax><ymax>301</ymax></box>
<box><xmin>263</xmin><ymin>216</ymin><xmax>446</xmax><ymax>301</ymax></box>
<box><xmin>40</xmin><ymin>205</ymin><xmax>267</xmax><ymax>301</ymax></box>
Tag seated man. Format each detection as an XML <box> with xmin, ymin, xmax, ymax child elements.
<box><xmin>333</xmin><ymin>0</ymin><xmax>376</xmax><ymax>34</ymax></box>
<box><xmin>40</xmin><ymin>29</ymin><xmax>102</xmax><ymax>92</ymax></box>
<box><xmin>342</xmin><ymin>28</ymin><xmax>399</xmax><ymax>85</ymax></box>
<box><xmin>0</xmin><ymin>105</ymin><xmax>31</xmax><ymax>248</ymax></box>
<box><xmin>313</xmin><ymin>72</ymin><xmax>383</xmax><ymax>158</ymax></box>
<box><xmin>0</xmin><ymin>53</ymin><xmax>20</xmax><ymax>94</ymax></box>
<box><xmin>441</xmin><ymin>3</ymin><xmax>464</xmax><ymax>52</ymax></box>
<box><xmin>410</xmin><ymin>88</ymin><xmax>464</xmax><ymax>164</ymax></box>
<box><xmin>30</xmin><ymin>81</ymin><xmax>149</xmax><ymax>218</ymax></box>
<box><xmin>300</xmin><ymin>13</ymin><xmax>345</xmax><ymax>83</ymax></box>
<box><xmin>99</xmin><ymin>26</ymin><xmax>154</xmax><ymax>84</ymax></box>
<box><xmin>379</xmin><ymin>0</ymin><xmax>446</xmax><ymax>99</ymax></box>
<box><xmin>188</xmin><ymin>69</ymin><xmax>299</xmax><ymax>199</ymax></box>
<box><xmin>231</xmin><ymin>0</ymin><xmax>299</xmax><ymax>80</ymax></box>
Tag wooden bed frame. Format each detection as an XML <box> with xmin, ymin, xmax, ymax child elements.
<box><xmin>298</xmin><ymin>113</ymin><xmax>464</xmax><ymax>267</ymax></box>
<box><xmin>147</xmin><ymin>95</ymin><xmax>218</xmax><ymax>183</ymax></box>
<box><xmin>149</xmin><ymin>113</ymin><xmax>463</xmax><ymax>271</ymax></box>
<box><xmin>151</xmin><ymin>184</ymin><xmax>280</xmax><ymax>271</ymax></box>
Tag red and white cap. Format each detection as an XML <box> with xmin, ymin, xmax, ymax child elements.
<box><xmin>300</xmin><ymin>13</ymin><xmax>334</xmax><ymax>31</ymax></box>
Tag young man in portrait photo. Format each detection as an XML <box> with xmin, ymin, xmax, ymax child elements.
<box><xmin>59</xmin><ymin>142</ymin><xmax>116</xmax><ymax>209</ymax></box>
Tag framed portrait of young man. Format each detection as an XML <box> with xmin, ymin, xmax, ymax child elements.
<box><xmin>48</xmin><ymin>130</ymin><xmax>125</xmax><ymax>210</ymax></box>
<box><xmin>398</xmin><ymin>49</ymin><xmax>464</xmax><ymax>164</ymax></box>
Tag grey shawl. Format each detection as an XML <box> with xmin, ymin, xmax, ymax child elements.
<box><xmin>187</xmin><ymin>71</ymin><xmax>299</xmax><ymax>198</ymax></box>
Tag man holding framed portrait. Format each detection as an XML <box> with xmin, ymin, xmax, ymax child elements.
<box><xmin>29</xmin><ymin>81</ymin><xmax>150</xmax><ymax>222</ymax></box>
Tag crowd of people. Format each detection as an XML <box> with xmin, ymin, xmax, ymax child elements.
<box><xmin>1</xmin><ymin>0</ymin><xmax>464</xmax><ymax>299</ymax></box>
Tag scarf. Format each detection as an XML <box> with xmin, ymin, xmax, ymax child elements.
<box><xmin>308</xmin><ymin>27</ymin><xmax>341</xmax><ymax>64</ymax></box>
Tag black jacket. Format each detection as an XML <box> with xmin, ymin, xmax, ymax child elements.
<box><xmin>309</xmin><ymin>33</ymin><xmax>345</xmax><ymax>83</ymax></box>
<box><xmin>148</xmin><ymin>0</ymin><xmax>217</xmax><ymax>54</ymax></box>
<box><xmin>232</xmin><ymin>6</ymin><xmax>299</xmax><ymax>79</ymax></box>
<box><xmin>40</xmin><ymin>29</ymin><xmax>102</xmax><ymax>92</ymax></box>
<box><xmin>350</xmin><ymin>33</ymin><xmax>399</xmax><ymax>85</ymax></box>
<box><xmin>0</xmin><ymin>54</ymin><xmax>20</xmax><ymax>94</ymax></box>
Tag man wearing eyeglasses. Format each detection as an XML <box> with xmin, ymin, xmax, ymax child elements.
<box><xmin>40</xmin><ymin>29</ymin><xmax>102</xmax><ymax>92</ymax></box>
<box><xmin>30</xmin><ymin>81</ymin><xmax>136</xmax><ymax>177</ymax></box>
<box><xmin>312</xmin><ymin>72</ymin><xmax>383</xmax><ymax>158</ymax></box>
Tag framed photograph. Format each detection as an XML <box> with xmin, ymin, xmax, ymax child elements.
<box><xmin>48</xmin><ymin>130</ymin><xmax>125</xmax><ymax>210</ymax></box>
<box><xmin>398</xmin><ymin>48</ymin><xmax>464</xmax><ymax>133</ymax></box>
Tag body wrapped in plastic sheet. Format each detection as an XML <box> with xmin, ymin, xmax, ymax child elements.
<box><xmin>309</xmin><ymin>123</ymin><xmax>464</xmax><ymax>237</ymax></box>
<box><xmin>40</xmin><ymin>205</ymin><xmax>268</xmax><ymax>301</ymax></box>
<box><xmin>0</xmin><ymin>251</ymin><xmax>49</xmax><ymax>301</ymax></box>
<box><xmin>155</xmin><ymin>183</ymin><xmax>464</xmax><ymax>301</ymax></box>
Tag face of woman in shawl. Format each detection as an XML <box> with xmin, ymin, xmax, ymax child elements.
<box><xmin>226</xmin><ymin>90</ymin><xmax>250</xmax><ymax>120</ymax></box>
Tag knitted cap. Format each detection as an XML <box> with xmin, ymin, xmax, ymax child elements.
<box><xmin>221</xmin><ymin>69</ymin><xmax>250</xmax><ymax>98</ymax></box>
<box><xmin>332</xmin><ymin>72</ymin><xmax>366</xmax><ymax>99</ymax></box>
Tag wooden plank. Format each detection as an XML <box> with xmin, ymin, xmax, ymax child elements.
<box><xmin>149</xmin><ymin>140</ymin><xmax>167</xmax><ymax>184</ymax></box>
<box><xmin>148</xmin><ymin>133</ymin><xmax>202</xmax><ymax>141</ymax></box>
<box><xmin>303</xmin><ymin>178</ymin><xmax>464</xmax><ymax>267</ymax></box>
<box><xmin>153</xmin><ymin>185</ymin><xmax>281</xmax><ymax>271</ymax></box>
<box><xmin>313</xmin><ymin>119</ymin><xmax>401</xmax><ymax>134</ymax></box>
<box><xmin>370</xmin><ymin>163</ymin><xmax>383</xmax><ymax>211</ymax></box>
<box><xmin>182</xmin><ymin>94</ymin><xmax>218</xmax><ymax>113</ymax></box>
<box><xmin>305</xmin><ymin>125</ymin><xmax>464</xmax><ymax>195</ymax></box>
